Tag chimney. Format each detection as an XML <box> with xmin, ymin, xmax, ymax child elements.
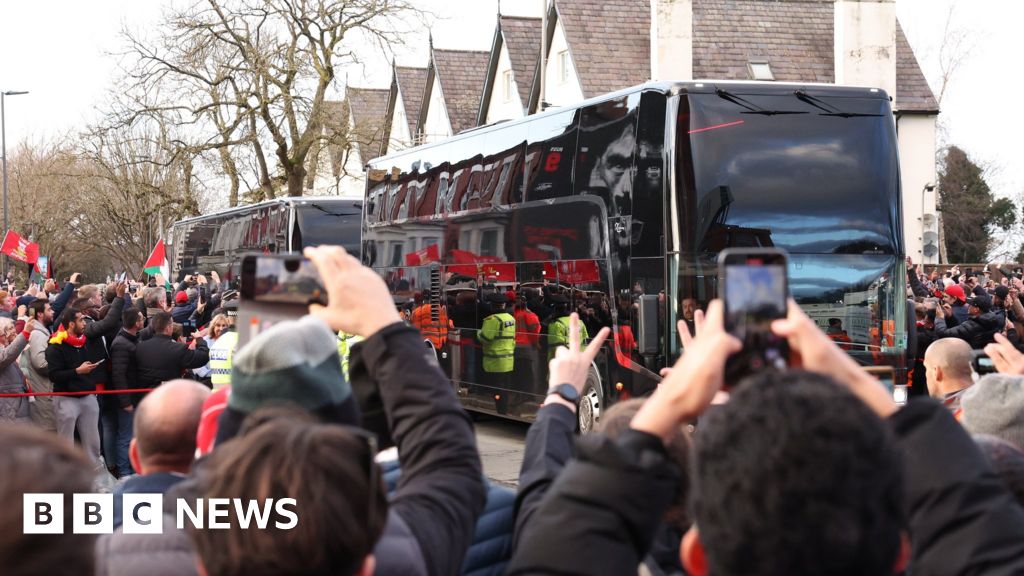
<box><xmin>651</xmin><ymin>0</ymin><xmax>693</xmax><ymax>81</ymax></box>
<box><xmin>834</xmin><ymin>0</ymin><xmax>897</xmax><ymax>97</ymax></box>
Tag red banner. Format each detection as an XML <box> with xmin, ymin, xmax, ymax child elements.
<box><xmin>447</xmin><ymin>250</ymin><xmax>516</xmax><ymax>282</ymax></box>
<box><xmin>0</xmin><ymin>230</ymin><xmax>39</xmax><ymax>264</ymax></box>
<box><xmin>405</xmin><ymin>243</ymin><xmax>440</xmax><ymax>266</ymax></box>
<box><xmin>543</xmin><ymin>260</ymin><xmax>600</xmax><ymax>285</ymax></box>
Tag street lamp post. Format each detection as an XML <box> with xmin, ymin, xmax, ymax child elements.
<box><xmin>1</xmin><ymin>90</ymin><xmax>29</xmax><ymax>280</ymax></box>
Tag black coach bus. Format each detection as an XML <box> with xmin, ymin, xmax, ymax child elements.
<box><xmin>363</xmin><ymin>81</ymin><xmax>907</xmax><ymax>431</ymax></box>
<box><xmin>168</xmin><ymin>197</ymin><xmax>362</xmax><ymax>284</ymax></box>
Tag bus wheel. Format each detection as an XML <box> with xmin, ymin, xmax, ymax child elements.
<box><xmin>578</xmin><ymin>370</ymin><xmax>603</xmax><ymax>435</ymax></box>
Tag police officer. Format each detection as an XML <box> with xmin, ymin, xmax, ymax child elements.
<box><xmin>547</xmin><ymin>294</ymin><xmax>589</xmax><ymax>360</ymax></box>
<box><xmin>479</xmin><ymin>293</ymin><xmax>516</xmax><ymax>414</ymax></box>
<box><xmin>208</xmin><ymin>302</ymin><xmax>239</xmax><ymax>390</ymax></box>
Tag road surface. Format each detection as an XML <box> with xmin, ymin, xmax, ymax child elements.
<box><xmin>474</xmin><ymin>416</ymin><xmax>529</xmax><ymax>488</ymax></box>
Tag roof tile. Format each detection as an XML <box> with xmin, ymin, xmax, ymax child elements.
<box><xmin>345</xmin><ymin>87</ymin><xmax>390</xmax><ymax>165</ymax></box>
<box><xmin>501</xmin><ymin>16</ymin><xmax>542</xmax><ymax>105</ymax></box>
<box><xmin>555</xmin><ymin>0</ymin><xmax>651</xmax><ymax>97</ymax></box>
<box><xmin>433</xmin><ymin>49</ymin><xmax>491</xmax><ymax>134</ymax></box>
<box><xmin>395</xmin><ymin>66</ymin><xmax>428</xmax><ymax>136</ymax></box>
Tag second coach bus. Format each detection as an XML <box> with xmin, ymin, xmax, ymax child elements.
<box><xmin>167</xmin><ymin>197</ymin><xmax>362</xmax><ymax>284</ymax></box>
<box><xmin>363</xmin><ymin>81</ymin><xmax>907</xmax><ymax>431</ymax></box>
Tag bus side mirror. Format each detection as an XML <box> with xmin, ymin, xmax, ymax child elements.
<box><xmin>637</xmin><ymin>295</ymin><xmax>660</xmax><ymax>355</ymax></box>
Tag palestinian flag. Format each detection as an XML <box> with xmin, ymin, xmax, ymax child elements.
<box><xmin>143</xmin><ymin>239</ymin><xmax>170</xmax><ymax>285</ymax></box>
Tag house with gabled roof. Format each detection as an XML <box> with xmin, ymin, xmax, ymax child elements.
<box><xmin>418</xmin><ymin>43</ymin><xmax>491</xmax><ymax>144</ymax></box>
<box><xmin>381</xmin><ymin>64</ymin><xmax>429</xmax><ymax>154</ymax></box>
<box><xmin>478</xmin><ymin>15</ymin><xmax>542</xmax><ymax>124</ymax></box>
<box><xmin>308</xmin><ymin>86</ymin><xmax>389</xmax><ymax>197</ymax></box>
<box><xmin>472</xmin><ymin>0</ymin><xmax>941</xmax><ymax>263</ymax></box>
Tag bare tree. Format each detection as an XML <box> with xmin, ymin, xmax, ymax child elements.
<box><xmin>111</xmin><ymin>0</ymin><xmax>417</xmax><ymax>203</ymax></box>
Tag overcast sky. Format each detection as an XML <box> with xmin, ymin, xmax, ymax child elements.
<box><xmin>0</xmin><ymin>0</ymin><xmax>1020</xmax><ymax>200</ymax></box>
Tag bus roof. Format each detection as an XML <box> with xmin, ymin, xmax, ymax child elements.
<box><xmin>366</xmin><ymin>80</ymin><xmax>891</xmax><ymax>168</ymax></box>
<box><xmin>171</xmin><ymin>196</ymin><xmax>363</xmax><ymax>227</ymax></box>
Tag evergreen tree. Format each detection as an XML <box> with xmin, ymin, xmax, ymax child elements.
<box><xmin>938</xmin><ymin>146</ymin><xmax>1015</xmax><ymax>262</ymax></box>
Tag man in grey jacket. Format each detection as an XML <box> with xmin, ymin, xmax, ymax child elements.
<box><xmin>24</xmin><ymin>298</ymin><xmax>55</xmax><ymax>432</ymax></box>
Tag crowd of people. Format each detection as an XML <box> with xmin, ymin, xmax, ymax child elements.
<box><xmin>2</xmin><ymin>249</ymin><xmax>1024</xmax><ymax>575</ymax></box>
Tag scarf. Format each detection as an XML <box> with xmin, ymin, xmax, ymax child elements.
<box><xmin>49</xmin><ymin>324</ymin><xmax>86</xmax><ymax>348</ymax></box>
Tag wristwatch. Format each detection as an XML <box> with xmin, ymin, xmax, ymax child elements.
<box><xmin>546</xmin><ymin>383</ymin><xmax>580</xmax><ymax>407</ymax></box>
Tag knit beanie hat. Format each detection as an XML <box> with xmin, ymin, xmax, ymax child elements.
<box><xmin>214</xmin><ymin>315</ymin><xmax>359</xmax><ymax>446</ymax></box>
<box><xmin>961</xmin><ymin>374</ymin><xmax>1024</xmax><ymax>450</ymax></box>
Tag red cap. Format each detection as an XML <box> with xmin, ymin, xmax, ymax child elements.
<box><xmin>195</xmin><ymin>386</ymin><xmax>230</xmax><ymax>457</ymax></box>
<box><xmin>945</xmin><ymin>284</ymin><xmax>966</xmax><ymax>303</ymax></box>
<box><xmin>175</xmin><ymin>291</ymin><xmax>188</xmax><ymax>304</ymax></box>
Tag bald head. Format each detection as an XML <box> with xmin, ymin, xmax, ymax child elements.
<box><xmin>133</xmin><ymin>379</ymin><xmax>210</xmax><ymax>473</ymax></box>
<box><xmin>924</xmin><ymin>338</ymin><xmax>974</xmax><ymax>397</ymax></box>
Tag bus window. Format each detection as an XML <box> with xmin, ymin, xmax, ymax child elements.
<box><xmin>294</xmin><ymin>203</ymin><xmax>361</xmax><ymax>254</ymax></box>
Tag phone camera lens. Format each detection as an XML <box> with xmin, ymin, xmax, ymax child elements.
<box><xmin>285</xmin><ymin>259</ymin><xmax>301</xmax><ymax>273</ymax></box>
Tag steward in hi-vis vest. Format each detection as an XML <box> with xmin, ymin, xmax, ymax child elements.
<box><xmin>479</xmin><ymin>293</ymin><xmax>516</xmax><ymax>414</ymax></box>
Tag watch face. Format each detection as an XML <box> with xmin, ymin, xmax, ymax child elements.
<box><xmin>551</xmin><ymin>383</ymin><xmax>579</xmax><ymax>403</ymax></box>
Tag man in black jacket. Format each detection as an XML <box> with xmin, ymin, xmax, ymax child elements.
<box><xmin>73</xmin><ymin>283</ymin><xmax>128</xmax><ymax>476</ymax></box>
<box><xmin>934</xmin><ymin>294</ymin><xmax>1003</xmax><ymax>349</ymax></box>
<box><xmin>47</xmin><ymin>308</ymin><xmax>106</xmax><ymax>467</ymax></box>
<box><xmin>508</xmin><ymin>301</ymin><xmax>1024</xmax><ymax>576</ymax></box>
<box><xmin>108</xmin><ymin>307</ymin><xmax>145</xmax><ymax>477</ymax></box>
<box><xmin>134</xmin><ymin>311</ymin><xmax>209</xmax><ymax>395</ymax></box>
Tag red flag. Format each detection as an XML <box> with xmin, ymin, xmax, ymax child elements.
<box><xmin>0</xmin><ymin>230</ymin><xmax>39</xmax><ymax>264</ymax></box>
<box><xmin>405</xmin><ymin>244</ymin><xmax>440</xmax><ymax>266</ymax></box>
<box><xmin>542</xmin><ymin>260</ymin><xmax>600</xmax><ymax>284</ymax></box>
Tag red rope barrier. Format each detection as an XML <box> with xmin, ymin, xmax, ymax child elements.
<box><xmin>0</xmin><ymin>388</ymin><xmax>157</xmax><ymax>398</ymax></box>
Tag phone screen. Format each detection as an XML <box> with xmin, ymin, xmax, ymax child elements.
<box><xmin>719</xmin><ymin>249</ymin><xmax>790</xmax><ymax>383</ymax></box>
<box><xmin>241</xmin><ymin>255</ymin><xmax>326</xmax><ymax>306</ymax></box>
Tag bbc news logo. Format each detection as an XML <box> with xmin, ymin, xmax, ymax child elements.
<box><xmin>23</xmin><ymin>494</ymin><xmax>298</xmax><ymax>534</ymax></box>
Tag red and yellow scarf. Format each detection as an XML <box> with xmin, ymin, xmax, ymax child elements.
<box><xmin>49</xmin><ymin>324</ymin><xmax>86</xmax><ymax>348</ymax></box>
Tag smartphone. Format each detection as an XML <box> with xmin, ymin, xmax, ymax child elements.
<box><xmin>94</xmin><ymin>358</ymin><xmax>106</xmax><ymax>365</ymax></box>
<box><xmin>238</xmin><ymin>254</ymin><xmax>326</xmax><ymax>347</ymax></box>
<box><xmin>972</xmin><ymin>350</ymin><xmax>996</xmax><ymax>375</ymax></box>
<box><xmin>117</xmin><ymin>271</ymin><xmax>127</xmax><ymax>283</ymax></box>
<box><xmin>718</xmin><ymin>248</ymin><xmax>790</xmax><ymax>384</ymax></box>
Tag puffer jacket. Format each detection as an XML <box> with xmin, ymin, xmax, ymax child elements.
<box><xmin>934</xmin><ymin>311</ymin><xmax>1003</xmax><ymax>349</ymax></box>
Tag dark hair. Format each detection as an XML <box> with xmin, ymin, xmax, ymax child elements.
<box><xmin>191</xmin><ymin>415</ymin><xmax>388</xmax><ymax>576</ymax></box>
<box><xmin>693</xmin><ymin>371</ymin><xmax>904</xmax><ymax>576</ymax></box>
<box><xmin>0</xmin><ymin>423</ymin><xmax>95</xmax><ymax>575</ymax></box>
<box><xmin>122</xmin><ymin>307</ymin><xmax>143</xmax><ymax>329</ymax></box>
<box><xmin>828</xmin><ymin>318</ymin><xmax>842</xmax><ymax>327</ymax></box>
<box><xmin>149</xmin><ymin>311</ymin><xmax>173</xmax><ymax>334</ymax></box>
<box><xmin>59</xmin><ymin>307</ymin><xmax>82</xmax><ymax>329</ymax></box>
<box><xmin>27</xmin><ymin>298</ymin><xmax>48</xmax><ymax>321</ymax></box>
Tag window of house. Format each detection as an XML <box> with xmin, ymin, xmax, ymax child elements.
<box><xmin>502</xmin><ymin>70</ymin><xmax>514</xmax><ymax>102</ymax></box>
<box><xmin>480</xmin><ymin>229</ymin><xmax>499</xmax><ymax>257</ymax></box>
<box><xmin>557</xmin><ymin>50</ymin><xmax>570</xmax><ymax>84</ymax></box>
<box><xmin>748</xmin><ymin>60</ymin><xmax>775</xmax><ymax>81</ymax></box>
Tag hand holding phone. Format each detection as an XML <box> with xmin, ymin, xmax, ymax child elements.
<box><xmin>718</xmin><ymin>248</ymin><xmax>790</xmax><ymax>384</ymax></box>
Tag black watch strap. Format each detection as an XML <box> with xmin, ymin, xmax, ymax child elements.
<box><xmin>547</xmin><ymin>383</ymin><xmax>580</xmax><ymax>406</ymax></box>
